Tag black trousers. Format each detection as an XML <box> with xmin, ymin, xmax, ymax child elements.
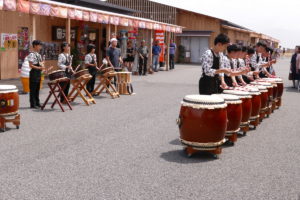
<box><xmin>169</xmin><ymin>54</ymin><xmax>175</xmax><ymax>69</ymax></box>
<box><xmin>59</xmin><ymin>81</ymin><xmax>70</xmax><ymax>102</ymax></box>
<box><xmin>29</xmin><ymin>79</ymin><xmax>41</xmax><ymax>107</ymax></box>
<box><xmin>86</xmin><ymin>74</ymin><xmax>96</xmax><ymax>93</ymax></box>
<box><xmin>199</xmin><ymin>75</ymin><xmax>222</xmax><ymax>95</ymax></box>
<box><xmin>139</xmin><ymin>57</ymin><xmax>148</xmax><ymax>75</ymax></box>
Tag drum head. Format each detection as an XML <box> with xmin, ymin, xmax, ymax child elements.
<box><xmin>223</xmin><ymin>90</ymin><xmax>251</xmax><ymax>98</ymax></box>
<box><xmin>213</xmin><ymin>94</ymin><xmax>242</xmax><ymax>104</ymax></box>
<box><xmin>0</xmin><ymin>85</ymin><xmax>18</xmax><ymax>93</ymax></box>
<box><xmin>49</xmin><ymin>70</ymin><xmax>64</xmax><ymax>75</ymax></box>
<box><xmin>182</xmin><ymin>94</ymin><xmax>227</xmax><ymax>109</ymax></box>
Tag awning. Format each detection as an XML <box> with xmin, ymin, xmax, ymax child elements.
<box><xmin>6</xmin><ymin>0</ymin><xmax>183</xmax><ymax>33</ymax></box>
<box><xmin>176</xmin><ymin>31</ymin><xmax>212</xmax><ymax>37</ymax></box>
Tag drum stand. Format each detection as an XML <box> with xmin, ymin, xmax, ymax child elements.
<box><xmin>225</xmin><ymin>131</ymin><xmax>238</xmax><ymax>146</ymax></box>
<box><xmin>41</xmin><ymin>78</ymin><xmax>72</xmax><ymax>112</ymax></box>
<box><xmin>68</xmin><ymin>75</ymin><xmax>96</xmax><ymax>106</ymax></box>
<box><xmin>276</xmin><ymin>97</ymin><xmax>282</xmax><ymax>109</ymax></box>
<box><xmin>92</xmin><ymin>73</ymin><xmax>120</xmax><ymax>99</ymax></box>
<box><xmin>0</xmin><ymin>114</ymin><xmax>20</xmax><ymax>132</ymax></box>
<box><xmin>184</xmin><ymin>146</ymin><xmax>222</xmax><ymax>159</ymax></box>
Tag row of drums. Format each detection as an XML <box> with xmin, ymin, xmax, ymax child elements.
<box><xmin>177</xmin><ymin>78</ymin><xmax>284</xmax><ymax>159</ymax></box>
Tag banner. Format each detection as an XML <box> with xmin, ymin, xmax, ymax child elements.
<box><xmin>74</xmin><ymin>9</ymin><xmax>83</xmax><ymax>20</ymax></box>
<box><xmin>39</xmin><ymin>4</ymin><xmax>50</xmax><ymax>16</ymax></box>
<box><xmin>154</xmin><ymin>30</ymin><xmax>165</xmax><ymax>63</ymax></box>
<box><xmin>82</xmin><ymin>11</ymin><xmax>89</xmax><ymax>21</ymax></box>
<box><xmin>3</xmin><ymin>0</ymin><xmax>16</xmax><ymax>11</ymax></box>
<box><xmin>30</xmin><ymin>2</ymin><xmax>40</xmax><ymax>14</ymax></box>
<box><xmin>58</xmin><ymin>7</ymin><xmax>68</xmax><ymax>18</ymax></box>
<box><xmin>50</xmin><ymin>6</ymin><xmax>59</xmax><ymax>17</ymax></box>
<box><xmin>18</xmin><ymin>27</ymin><xmax>30</xmax><ymax>69</ymax></box>
<box><xmin>90</xmin><ymin>12</ymin><xmax>97</xmax><ymax>22</ymax></box>
<box><xmin>17</xmin><ymin>0</ymin><xmax>29</xmax><ymax>13</ymax></box>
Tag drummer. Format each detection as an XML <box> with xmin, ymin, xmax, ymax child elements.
<box><xmin>199</xmin><ymin>33</ymin><xmax>232</xmax><ymax>94</ymax></box>
<box><xmin>85</xmin><ymin>44</ymin><xmax>99</xmax><ymax>94</ymax></box>
<box><xmin>28</xmin><ymin>40</ymin><xmax>45</xmax><ymax>109</ymax></box>
<box><xmin>58</xmin><ymin>42</ymin><xmax>74</xmax><ymax>102</ymax></box>
<box><xmin>251</xmin><ymin>42</ymin><xmax>270</xmax><ymax>79</ymax></box>
<box><xmin>259</xmin><ymin>47</ymin><xmax>276</xmax><ymax>78</ymax></box>
<box><xmin>236</xmin><ymin>46</ymin><xmax>249</xmax><ymax>86</ymax></box>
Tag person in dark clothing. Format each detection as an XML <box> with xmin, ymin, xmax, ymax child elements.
<box><xmin>199</xmin><ymin>34</ymin><xmax>232</xmax><ymax>95</ymax></box>
<box><xmin>106</xmin><ymin>38</ymin><xmax>123</xmax><ymax>85</ymax></box>
<box><xmin>138</xmin><ymin>40</ymin><xmax>149</xmax><ymax>76</ymax></box>
<box><xmin>290</xmin><ymin>46</ymin><xmax>300</xmax><ymax>88</ymax></box>
<box><xmin>169</xmin><ymin>40</ymin><xmax>176</xmax><ymax>70</ymax></box>
<box><xmin>124</xmin><ymin>40</ymin><xmax>135</xmax><ymax>72</ymax></box>
<box><xmin>58</xmin><ymin>42</ymin><xmax>74</xmax><ymax>103</ymax></box>
<box><xmin>85</xmin><ymin>44</ymin><xmax>99</xmax><ymax>94</ymax></box>
<box><xmin>28</xmin><ymin>40</ymin><xmax>45</xmax><ymax>109</ymax></box>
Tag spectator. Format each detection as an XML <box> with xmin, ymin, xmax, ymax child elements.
<box><xmin>169</xmin><ymin>40</ymin><xmax>176</xmax><ymax>70</ymax></box>
<box><xmin>138</xmin><ymin>40</ymin><xmax>149</xmax><ymax>76</ymax></box>
<box><xmin>152</xmin><ymin>40</ymin><xmax>161</xmax><ymax>72</ymax></box>
<box><xmin>124</xmin><ymin>40</ymin><xmax>135</xmax><ymax>72</ymax></box>
<box><xmin>106</xmin><ymin>38</ymin><xmax>123</xmax><ymax>85</ymax></box>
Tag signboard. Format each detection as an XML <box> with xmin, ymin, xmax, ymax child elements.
<box><xmin>18</xmin><ymin>27</ymin><xmax>30</xmax><ymax>69</ymax></box>
<box><xmin>154</xmin><ymin>30</ymin><xmax>165</xmax><ymax>63</ymax></box>
<box><xmin>52</xmin><ymin>26</ymin><xmax>76</xmax><ymax>41</ymax></box>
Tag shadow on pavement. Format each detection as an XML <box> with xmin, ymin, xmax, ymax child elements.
<box><xmin>285</xmin><ymin>87</ymin><xmax>299</xmax><ymax>93</ymax></box>
<box><xmin>169</xmin><ymin>138</ymin><xmax>181</xmax><ymax>146</ymax></box>
<box><xmin>160</xmin><ymin>150</ymin><xmax>217</xmax><ymax>164</ymax></box>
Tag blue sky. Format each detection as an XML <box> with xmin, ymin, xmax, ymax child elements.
<box><xmin>153</xmin><ymin>0</ymin><xmax>299</xmax><ymax>48</ymax></box>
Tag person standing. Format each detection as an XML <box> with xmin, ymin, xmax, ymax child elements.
<box><xmin>152</xmin><ymin>40</ymin><xmax>161</xmax><ymax>72</ymax></box>
<box><xmin>138</xmin><ymin>40</ymin><xmax>149</xmax><ymax>76</ymax></box>
<box><xmin>289</xmin><ymin>47</ymin><xmax>299</xmax><ymax>88</ymax></box>
<box><xmin>85</xmin><ymin>44</ymin><xmax>99</xmax><ymax>94</ymax></box>
<box><xmin>58</xmin><ymin>42</ymin><xmax>74</xmax><ymax>102</ymax></box>
<box><xmin>295</xmin><ymin>47</ymin><xmax>300</xmax><ymax>91</ymax></box>
<box><xmin>28</xmin><ymin>40</ymin><xmax>45</xmax><ymax>109</ymax></box>
<box><xmin>124</xmin><ymin>40</ymin><xmax>135</xmax><ymax>72</ymax></box>
<box><xmin>106</xmin><ymin>38</ymin><xmax>123</xmax><ymax>85</ymax></box>
<box><xmin>169</xmin><ymin>40</ymin><xmax>176</xmax><ymax>70</ymax></box>
<box><xmin>199</xmin><ymin>34</ymin><xmax>232</xmax><ymax>94</ymax></box>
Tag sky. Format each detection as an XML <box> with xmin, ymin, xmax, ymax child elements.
<box><xmin>152</xmin><ymin>0</ymin><xmax>300</xmax><ymax>49</ymax></box>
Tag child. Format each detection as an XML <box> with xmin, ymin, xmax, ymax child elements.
<box><xmin>28</xmin><ymin>40</ymin><xmax>45</xmax><ymax>109</ymax></box>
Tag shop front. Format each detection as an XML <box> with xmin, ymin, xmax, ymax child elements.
<box><xmin>0</xmin><ymin>0</ymin><xmax>183</xmax><ymax>80</ymax></box>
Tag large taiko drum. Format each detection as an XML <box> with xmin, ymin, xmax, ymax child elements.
<box><xmin>223</xmin><ymin>90</ymin><xmax>252</xmax><ymax>135</ymax></box>
<box><xmin>244</xmin><ymin>86</ymin><xmax>261</xmax><ymax>127</ymax></box>
<box><xmin>254</xmin><ymin>82</ymin><xmax>273</xmax><ymax>116</ymax></box>
<box><xmin>263</xmin><ymin>78</ymin><xmax>284</xmax><ymax>108</ymax></box>
<box><xmin>177</xmin><ymin>95</ymin><xmax>227</xmax><ymax>157</ymax></box>
<box><xmin>0</xmin><ymin>85</ymin><xmax>19</xmax><ymax>117</ymax></box>
<box><xmin>48</xmin><ymin>70</ymin><xmax>66</xmax><ymax>82</ymax></box>
<box><xmin>214</xmin><ymin>94</ymin><xmax>242</xmax><ymax>145</ymax></box>
<box><xmin>253</xmin><ymin>85</ymin><xmax>269</xmax><ymax>121</ymax></box>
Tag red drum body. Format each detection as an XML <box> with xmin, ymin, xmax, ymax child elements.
<box><xmin>0</xmin><ymin>85</ymin><xmax>19</xmax><ymax>117</ymax></box>
<box><xmin>223</xmin><ymin>90</ymin><xmax>252</xmax><ymax>135</ymax></box>
<box><xmin>214</xmin><ymin>94</ymin><xmax>242</xmax><ymax>144</ymax></box>
<box><xmin>178</xmin><ymin>95</ymin><xmax>227</xmax><ymax>151</ymax></box>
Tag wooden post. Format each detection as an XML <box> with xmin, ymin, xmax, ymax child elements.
<box><xmin>66</xmin><ymin>18</ymin><xmax>71</xmax><ymax>44</ymax></box>
<box><xmin>106</xmin><ymin>24</ymin><xmax>111</xmax><ymax>47</ymax></box>
<box><xmin>166</xmin><ymin>31</ymin><xmax>170</xmax><ymax>71</ymax></box>
<box><xmin>114</xmin><ymin>25</ymin><xmax>117</xmax><ymax>36</ymax></box>
<box><xmin>32</xmin><ymin>15</ymin><xmax>36</xmax><ymax>40</ymax></box>
<box><xmin>149</xmin><ymin>29</ymin><xmax>153</xmax><ymax>72</ymax></box>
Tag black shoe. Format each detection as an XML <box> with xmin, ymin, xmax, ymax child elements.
<box><xmin>30</xmin><ymin>105</ymin><xmax>39</xmax><ymax>109</ymax></box>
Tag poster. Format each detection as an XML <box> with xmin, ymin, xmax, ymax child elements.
<box><xmin>18</xmin><ymin>27</ymin><xmax>30</xmax><ymax>69</ymax></box>
<box><xmin>40</xmin><ymin>42</ymin><xmax>59</xmax><ymax>60</ymax></box>
<box><xmin>154</xmin><ymin>30</ymin><xmax>165</xmax><ymax>63</ymax></box>
<box><xmin>1</xmin><ymin>33</ymin><xmax>18</xmax><ymax>49</ymax></box>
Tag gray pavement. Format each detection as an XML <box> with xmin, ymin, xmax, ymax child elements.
<box><xmin>0</xmin><ymin>58</ymin><xmax>299</xmax><ymax>200</ymax></box>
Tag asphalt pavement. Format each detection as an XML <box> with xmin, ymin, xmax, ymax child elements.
<box><xmin>0</xmin><ymin>58</ymin><xmax>299</xmax><ymax>200</ymax></box>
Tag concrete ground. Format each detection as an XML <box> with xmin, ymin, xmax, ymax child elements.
<box><xmin>0</xmin><ymin>58</ymin><xmax>299</xmax><ymax>200</ymax></box>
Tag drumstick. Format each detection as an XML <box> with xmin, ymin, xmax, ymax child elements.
<box><xmin>74</xmin><ymin>64</ymin><xmax>81</xmax><ymax>72</ymax></box>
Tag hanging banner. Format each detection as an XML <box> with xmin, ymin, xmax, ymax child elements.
<box><xmin>166</xmin><ymin>26</ymin><xmax>171</xmax><ymax>32</ymax></box>
<box><xmin>0</xmin><ymin>0</ymin><xmax>3</xmax><ymax>10</ymax></box>
<box><xmin>90</xmin><ymin>12</ymin><xmax>97</xmax><ymax>22</ymax></box>
<box><xmin>82</xmin><ymin>11</ymin><xmax>89</xmax><ymax>21</ymax></box>
<box><xmin>3</xmin><ymin>0</ymin><xmax>16</xmax><ymax>11</ymax></box>
<box><xmin>30</xmin><ymin>2</ymin><xmax>40</xmax><ymax>14</ymax></box>
<box><xmin>58</xmin><ymin>7</ymin><xmax>68</xmax><ymax>18</ymax></box>
<box><xmin>146</xmin><ymin>22</ymin><xmax>153</xmax><ymax>30</ymax></box>
<box><xmin>39</xmin><ymin>4</ymin><xmax>50</xmax><ymax>16</ymax></box>
<box><xmin>74</xmin><ymin>9</ymin><xmax>83</xmax><ymax>20</ymax></box>
<box><xmin>68</xmin><ymin>8</ymin><xmax>75</xmax><ymax>19</ymax></box>
<box><xmin>1</xmin><ymin>33</ymin><xmax>18</xmax><ymax>49</ymax></box>
<box><xmin>50</xmin><ymin>6</ymin><xmax>59</xmax><ymax>17</ymax></box>
<box><xmin>17</xmin><ymin>0</ymin><xmax>29</xmax><ymax>13</ymax></box>
<box><xmin>109</xmin><ymin>16</ymin><xmax>120</xmax><ymax>25</ymax></box>
<box><xmin>154</xmin><ymin>30</ymin><xmax>165</xmax><ymax>63</ymax></box>
<box><xmin>120</xmin><ymin>18</ymin><xmax>129</xmax><ymax>27</ymax></box>
<box><xmin>128</xmin><ymin>19</ymin><xmax>133</xmax><ymax>27</ymax></box>
<box><xmin>138</xmin><ymin>21</ymin><xmax>146</xmax><ymax>29</ymax></box>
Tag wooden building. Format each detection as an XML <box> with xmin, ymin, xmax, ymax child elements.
<box><xmin>0</xmin><ymin>0</ymin><xmax>182</xmax><ymax>79</ymax></box>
